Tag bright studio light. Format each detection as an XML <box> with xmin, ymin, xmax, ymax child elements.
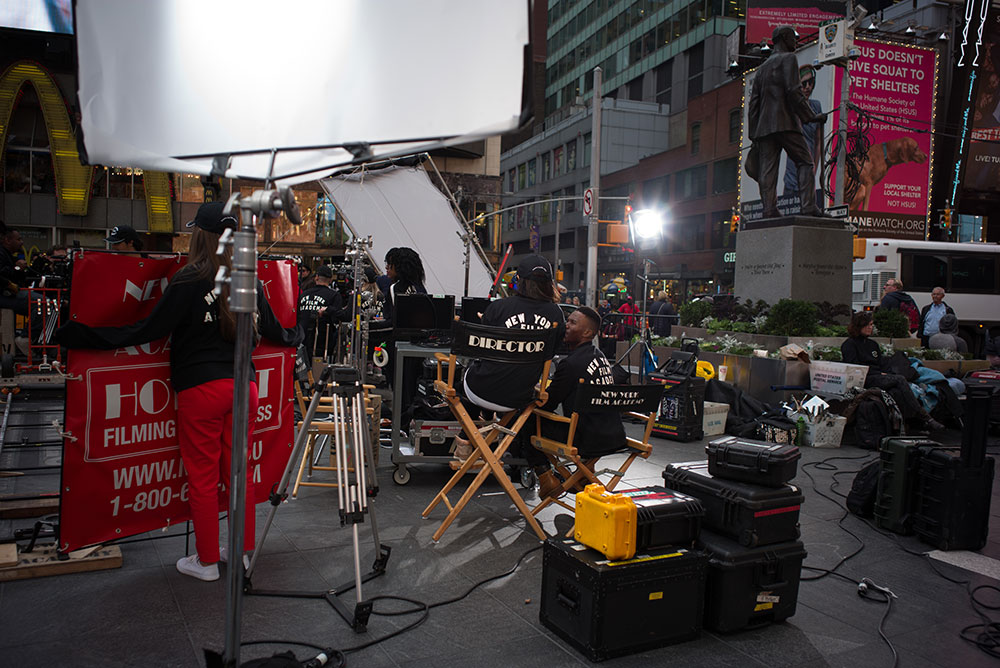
<box><xmin>631</xmin><ymin>208</ymin><xmax>663</xmax><ymax>239</ymax></box>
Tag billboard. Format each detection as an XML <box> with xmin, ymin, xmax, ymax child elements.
<box><xmin>746</xmin><ymin>0</ymin><xmax>846</xmax><ymax>45</ymax></box>
<box><xmin>833</xmin><ymin>40</ymin><xmax>937</xmax><ymax>239</ymax></box>
<box><xmin>738</xmin><ymin>39</ymin><xmax>937</xmax><ymax>240</ymax></box>
<box><xmin>965</xmin><ymin>9</ymin><xmax>1000</xmax><ymax>193</ymax></box>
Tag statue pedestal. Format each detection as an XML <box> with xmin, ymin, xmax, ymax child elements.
<box><xmin>734</xmin><ymin>217</ymin><xmax>853</xmax><ymax>308</ymax></box>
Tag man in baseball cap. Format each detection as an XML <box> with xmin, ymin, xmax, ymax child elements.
<box><xmin>516</xmin><ymin>254</ymin><xmax>553</xmax><ymax>281</ymax></box>
<box><xmin>185</xmin><ymin>201</ymin><xmax>239</xmax><ymax>235</ymax></box>
<box><xmin>105</xmin><ymin>224</ymin><xmax>143</xmax><ymax>252</ymax></box>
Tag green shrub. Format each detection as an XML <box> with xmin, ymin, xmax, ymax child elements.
<box><xmin>815</xmin><ymin>324</ymin><xmax>849</xmax><ymax>337</ymax></box>
<box><xmin>811</xmin><ymin>346</ymin><xmax>843</xmax><ymax>362</ymax></box>
<box><xmin>732</xmin><ymin>299</ymin><xmax>770</xmax><ymax>322</ymax></box>
<box><xmin>679</xmin><ymin>300</ymin><xmax>713</xmax><ymax>326</ymax></box>
<box><xmin>872</xmin><ymin>308</ymin><xmax>909</xmax><ymax>338</ymax></box>
<box><xmin>761</xmin><ymin>299</ymin><xmax>820</xmax><ymax>337</ymax></box>
<box><xmin>705</xmin><ymin>318</ymin><xmax>734</xmax><ymax>334</ymax></box>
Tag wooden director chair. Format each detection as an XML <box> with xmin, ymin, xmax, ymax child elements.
<box><xmin>291</xmin><ymin>365</ymin><xmax>379</xmax><ymax>496</ymax></box>
<box><xmin>528</xmin><ymin>382</ymin><xmax>664</xmax><ymax>532</ymax></box>
<box><xmin>421</xmin><ymin>321</ymin><xmax>560</xmax><ymax>541</ymax></box>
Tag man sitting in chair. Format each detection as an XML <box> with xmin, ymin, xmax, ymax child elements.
<box><xmin>530</xmin><ymin>306</ymin><xmax>624</xmax><ymax>499</ymax></box>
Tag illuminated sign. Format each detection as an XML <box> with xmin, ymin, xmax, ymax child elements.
<box><xmin>0</xmin><ymin>60</ymin><xmax>173</xmax><ymax>231</ymax></box>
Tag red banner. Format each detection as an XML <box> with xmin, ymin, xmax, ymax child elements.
<box><xmin>746</xmin><ymin>1</ymin><xmax>846</xmax><ymax>45</ymax></box>
<box><xmin>60</xmin><ymin>253</ymin><xmax>298</xmax><ymax>551</ymax></box>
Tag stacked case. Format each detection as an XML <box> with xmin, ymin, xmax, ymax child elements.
<box><xmin>662</xmin><ymin>436</ymin><xmax>806</xmax><ymax>632</ymax></box>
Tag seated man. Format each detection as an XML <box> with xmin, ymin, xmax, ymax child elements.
<box><xmin>529</xmin><ymin>306</ymin><xmax>625</xmax><ymax>498</ymax></box>
<box><xmin>927</xmin><ymin>314</ymin><xmax>968</xmax><ymax>354</ymax></box>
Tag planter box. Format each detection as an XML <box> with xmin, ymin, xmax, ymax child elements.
<box><xmin>919</xmin><ymin>360</ymin><xmax>991</xmax><ymax>377</ymax></box>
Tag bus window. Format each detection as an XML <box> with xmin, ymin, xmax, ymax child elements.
<box><xmin>904</xmin><ymin>253</ymin><xmax>947</xmax><ymax>292</ymax></box>
<box><xmin>951</xmin><ymin>256</ymin><xmax>996</xmax><ymax>293</ymax></box>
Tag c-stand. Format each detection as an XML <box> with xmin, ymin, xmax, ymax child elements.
<box><xmin>614</xmin><ymin>258</ymin><xmax>657</xmax><ymax>384</ymax></box>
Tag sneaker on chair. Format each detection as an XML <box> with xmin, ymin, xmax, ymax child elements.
<box><xmin>452</xmin><ymin>437</ymin><xmax>475</xmax><ymax>461</ymax></box>
<box><xmin>176</xmin><ymin>554</ymin><xmax>220</xmax><ymax>581</ymax></box>
<box><xmin>219</xmin><ymin>546</ymin><xmax>251</xmax><ymax>569</ymax></box>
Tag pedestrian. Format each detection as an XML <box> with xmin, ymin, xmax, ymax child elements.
<box><xmin>928</xmin><ymin>314</ymin><xmax>968</xmax><ymax>354</ymax></box>
<box><xmin>105</xmin><ymin>225</ymin><xmax>144</xmax><ymax>253</ymax></box>
<box><xmin>649</xmin><ymin>290</ymin><xmax>675</xmax><ymax>337</ymax></box>
<box><xmin>56</xmin><ymin>202</ymin><xmax>303</xmax><ymax>582</ymax></box>
<box><xmin>298</xmin><ymin>263</ymin><xmax>316</xmax><ymax>291</ymax></box>
<box><xmin>879</xmin><ymin>278</ymin><xmax>920</xmax><ymax>334</ymax></box>
<box><xmin>917</xmin><ymin>286</ymin><xmax>954</xmax><ymax>347</ymax></box>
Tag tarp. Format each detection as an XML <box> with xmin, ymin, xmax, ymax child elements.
<box><xmin>321</xmin><ymin>165</ymin><xmax>493</xmax><ymax>297</ymax></box>
<box><xmin>74</xmin><ymin>0</ymin><xmax>528</xmax><ymax>184</ymax></box>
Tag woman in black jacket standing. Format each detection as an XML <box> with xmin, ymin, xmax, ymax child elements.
<box><xmin>841</xmin><ymin>311</ymin><xmax>943</xmax><ymax>432</ymax></box>
<box><xmin>57</xmin><ymin>202</ymin><xmax>303</xmax><ymax>582</ymax></box>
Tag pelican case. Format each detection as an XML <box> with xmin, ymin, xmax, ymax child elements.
<box><xmin>697</xmin><ymin>530</ymin><xmax>807</xmax><ymax>632</ymax></box>
<box><xmin>874</xmin><ymin>437</ymin><xmax>934</xmax><ymax>535</ymax></box>
<box><xmin>574</xmin><ymin>486</ymin><xmax>704</xmax><ymax>560</ymax></box>
<box><xmin>662</xmin><ymin>461</ymin><xmax>803</xmax><ymax>547</ymax></box>
<box><xmin>912</xmin><ymin>448</ymin><xmax>994</xmax><ymax>551</ymax></box>
<box><xmin>651</xmin><ymin>375</ymin><xmax>705</xmax><ymax>442</ymax></box>
<box><xmin>706</xmin><ymin>436</ymin><xmax>801</xmax><ymax>487</ymax></box>
<box><xmin>539</xmin><ymin>538</ymin><xmax>706</xmax><ymax>662</ymax></box>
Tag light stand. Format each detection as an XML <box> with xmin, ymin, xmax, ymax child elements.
<box><xmin>344</xmin><ymin>236</ymin><xmax>374</xmax><ymax>382</ymax></box>
<box><xmin>614</xmin><ymin>258</ymin><xmax>657</xmax><ymax>385</ymax></box>
<box><xmin>214</xmin><ymin>187</ymin><xmax>302</xmax><ymax>668</ymax></box>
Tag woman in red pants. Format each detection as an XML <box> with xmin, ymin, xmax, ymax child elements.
<box><xmin>57</xmin><ymin>202</ymin><xmax>302</xmax><ymax>581</ymax></box>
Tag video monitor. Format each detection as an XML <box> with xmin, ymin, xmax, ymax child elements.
<box><xmin>459</xmin><ymin>297</ymin><xmax>494</xmax><ymax>324</ymax></box>
<box><xmin>393</xmin><ymin>294</ymin><xmax>456</xmax><ymax>344</ymax></box>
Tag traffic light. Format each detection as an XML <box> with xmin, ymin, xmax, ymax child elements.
<box><xmin>729</xmin><ymin>211</ymin><xmax>740</xmax><ymax>234</ymax></box>
<box><xmin>623</xmin><ymin>203</ymin><xmax>633</xmax><ymax>225</ymax></box>
<box><xmin>941</xmin><ymin>207</ymin><xmax>952</xmax><ymax>230</ymax></box>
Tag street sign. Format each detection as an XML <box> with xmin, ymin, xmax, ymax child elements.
<box><xmin>583</xmin><ymin>188</ymin><xmax>594</xmax><ymax>216</ymax></box>
<box><xmin>826</xmin><ymin>205</ymin><xmax>849</xmax><ymax>218</ymax></box>
<box><xmin>818</xmin><ymin>19</ymin><xmax>848</xmax><ymax>64</ymax></box>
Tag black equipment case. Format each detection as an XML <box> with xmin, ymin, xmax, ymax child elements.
<box><xmin>627</xmin><ymin>487</ymin><xmax>704</xmax><ymax>551</ymax></box>
<box><xmin>697</xmin><ymin>530</ymin><xmax>806</xmax><ymax>632</ymax></box>
<box><xmin>540</xmin><ymin>538</ymin><xmax>706</xmax><ymax>661</ymax></box>
<box><xmin>650</xmin><ymin>349</ymin><xmax>705</xmax><ymax>442</ymax></box>
<box><xmin>706</xmin><ymin>436</ymin><xmax>801</xmax><ymax>487</ymax></box>
<box><xmin>912</xmin><ymin>448</ymin><xmax>994</xmax><ymax>551</ymax></box>
<box><xmin>663</xmin><ymin>461</ymin><xmax>803</xmax><ymax>547</ymax></box>
<box><xmin>875</xmin><ymin>437</ymin><xmax>934</xmax><ymax>535</ymax></box>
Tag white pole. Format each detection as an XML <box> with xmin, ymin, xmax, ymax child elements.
<box><xmin>586</xmin><ymin>67</ymin><xmax>602</xmax><ymax>308</ymax></box>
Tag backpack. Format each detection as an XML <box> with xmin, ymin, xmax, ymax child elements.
<box><xmin>853</xmin><ymin>399</ymin><xmax>892</xmax><ymax>450</ymax></box>
<box><xmin>846</xmin><ymin>460</ymin><xmax>881</xmax><ymax>517</ymax></box>
<box><xmin>899</xmin><ymin>299</ymin><xmax>920</xmax><ymax>331</ymax></box>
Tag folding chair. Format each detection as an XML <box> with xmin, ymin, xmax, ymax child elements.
<box><xmin>528</xmin><ymin>382</ymin><xmax>664</xmax><ymax>532</ymax></box>
<box><xmin>421</xmin><ymin>321</ymin><xmax>560</xmax><ymax>541</ymax></box>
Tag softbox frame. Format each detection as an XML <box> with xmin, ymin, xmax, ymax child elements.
<box><xmin>74</xmin><ymin>0</ymin><xmax>529</xmax><ymax>184</ymax></box>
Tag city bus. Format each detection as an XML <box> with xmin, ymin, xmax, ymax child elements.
<box><xmin>852</xmin><ymin>238</ymin><xmax>1000</xmax><ymax>352</ymax></box>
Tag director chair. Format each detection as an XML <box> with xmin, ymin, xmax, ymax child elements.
<box><xmin>421</xmin><ymin>320</ymin><xmax>560</xmax><ymax>541</ymax></box>
<box><xmin>528</xmin><ymin>382</ymin><xmax>664</xmax><ymax>531</ymax></box>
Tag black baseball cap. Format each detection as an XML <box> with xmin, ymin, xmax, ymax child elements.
<box><xmin>516</xmin><ymin>254</ymin><xmax>552</xmax><ymax>280</ymax></box>
<box><xmin>105</xmin><ymin>225</ymin><xmax>139</xmax><ymax>244</ymax></box>
<box><xmin>315</xmin><ymin>265</ymin><xmax>333</xmax><ymax>278</ymax></box>
<box><xmin>185</xmin><ymin>201</ymin><xmax>239</xmax><ymax>234</ymax></box>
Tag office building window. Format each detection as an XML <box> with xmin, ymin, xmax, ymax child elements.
<box><xmin>542</xmin><ymin>152</ymin><xmax>551</xmax><ymax>181</ymax></box>
<box><xmin>583</xmin><ymin>133</ymin><xmax>592</xmax><ymax>167</ymax></box>
<box><xmin>567</xmin><ymin>140</ymin><xmax>577</xmax><ymax>171</ymax></box>
<box><xmin>729</xmin><ymin>109</ymin><xmax>741</xmax><ymax>144</ymax></box>
<box><xmin>687</xmin><ymin>43</ymin><xmax>704</xmax><ymax>100</ymax></box>
<box><xmin>527</xmin><ymin>158</ymin><xmax>536</xmax><ymax>187</ymax></box>
<box><xmin>554</xmin><ymin>146</ymin><xmax>564</xmax><ymax>176</ymax></box>
<box><xmin>642</xmin><ymin>175</ymin><xmax>669</xmax><ymax>206</ymax></box>
<box><xmin>655</xmin><ymin>59</ymin><xmax>673</xmax><ymax>105</ymax></box>
<box><xmin>677</xmin><ymin>166</ymin><xmax>707</xmax><ymax>200</ymax></box>
<box><xmin>712</xmin><ymin>158</ymin><xmax>739</xmax><ymax>194</ymax></box>
<box><xmin>690</xmin><ymin>123</ymin><xmax>701</xmax><ymax>155</ymax></box>
<box><xmin>517</xmin><ymin>164</ymin><xmax>526</xmax><ymax>190</ymax></box>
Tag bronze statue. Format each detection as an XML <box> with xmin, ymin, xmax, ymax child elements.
<box><xmin>747</xmin><ymin>25</ymin><xmax>827</xmax><ymax>218</ymax></box>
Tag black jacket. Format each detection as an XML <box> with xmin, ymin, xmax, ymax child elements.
<box><xmin>297</xmin><ymin>284</ymin><xmax>345</xmax><ymax>356</ymax></box>
<box><xmin>539</xmin><ymin>342</ymin><xmax>625</xmax><ymax>456</ymax></box>
<box><xmin>879</xmin><ymin>290</ymin><xmax>918</xmax><ymax>313</ymax></box>
<box><xmin>840</xmin><ymin>336</ymin><xmax>885</xmax><ymax>376</ymax></box>
<box><xmin>57</xmin><ymin>267</ymin><xmax>303</xmax><ymax>392</ymax></box>
<box><xmin>464</xmin><ymin>295</ymin><xmax>565</xmax><ymax>409</ymax></box>
<box><xmin>917</xmin><ymin>301</ymin><xmax>954</xmax><ymax>340</ymax></box>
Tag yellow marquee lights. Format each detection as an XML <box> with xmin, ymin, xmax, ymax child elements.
<box><xmin>0</xmin><ymin>60</ymin><xmax>173</xmax><ymax>231</ymax></box>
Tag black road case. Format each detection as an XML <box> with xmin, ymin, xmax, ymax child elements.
<box><xmin>706</xmin><ymin>436</ymin><xmax>801</xmax><ymax>487</ymax></box>
<box><xmin>663</xmin><ymin>461</ymin><xmax>803</xmax><ymax>547</ymax></box>
<box><xmin>698</xmin><ymin>530</ymin><xmax>807</xmax><ymax>632</ymax></box>
<box><xmin>651</xmin><ymin>375</ymin><xmax>705</xmax><ymax>442</ymax></box>
<box><xmin>540</xmin><ymin>539</ymin><xmax>706</xmax><ymax>661</ymax></box>
<box><xmin>875</xmin><ymin>437</ymin><xmax>934</xmax><ymax>534</ymax></box>
<box><xmin>912</xmin><ymin>448</ymin><xmax>995</xmax><ymax>551</ymax></box>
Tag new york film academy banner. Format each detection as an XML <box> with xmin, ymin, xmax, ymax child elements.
<box><xmin>746</xmin><ymin>0</ymin><xmax>846</xmax><ymax>45</ymax></box>
<box><xmin>60</xmin><ymin>253</ymin><xmax>298</xmax><ymax>551</ymax></box>
<box><xmin>738</xmin><ymin>39</ymin><xmax>937</xmax><ymax>240</ymax></box>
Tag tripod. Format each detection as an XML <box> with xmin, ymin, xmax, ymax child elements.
<box><xmin>245</xmin><ymin>364</ymin><xmax>390</xmax><ymax>632</ymax></box>
<box><xmin>614</xmin><ymin>258</ymin><xmax>657</xmax><ymax>384</ymax></box>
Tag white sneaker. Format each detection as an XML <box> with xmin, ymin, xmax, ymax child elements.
<box><xmin>176</xmin><ymin>554</ymin><xmax>219</xmax><ymax>581</ymax></box>
<box><xmin>219</xmin><ymin>546</ymin><xmax>251</xmax><ymax>569</ymax></box>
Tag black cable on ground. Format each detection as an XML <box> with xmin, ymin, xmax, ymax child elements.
<box><xmin>237</xmin><ymin>542</ymin><xmax>543</xmax><ymax>664</ymax></box>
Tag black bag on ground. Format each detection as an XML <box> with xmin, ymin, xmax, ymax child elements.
<box><xmin>846</xmin><ymin>460</ymin><xmax>881</xmax><ymax>518</ymax></box>
<box><xmin>852</xmin><ymin>399</ymin><xmax>893</xmax><ymax>450</ymax></box>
